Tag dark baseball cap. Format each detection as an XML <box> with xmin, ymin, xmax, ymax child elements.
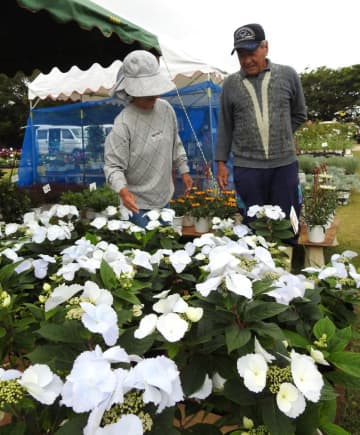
<box><xmin>231</xmin><ymin>23</ymin><xmax>266</xmax><ymax>55</ymax></box>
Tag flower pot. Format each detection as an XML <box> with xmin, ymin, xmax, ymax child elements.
<box><xmin>173</xmin><ymin>215</ymin><xmax>183</xmax><ymax>228</ymax></box>
<box><xmin>182</xmin><ymin>214</ymin><xmax>194</xmax><ymax>227</ymax></box>
<box><xmin>308</xmin><ymin>225</ymin><xmax>325</xmax><ymax>243</ymax></box>
<box><xmin>194</xmin><ymin>217</ymin><xmax>210</xmax><ymax>233</ymax></box>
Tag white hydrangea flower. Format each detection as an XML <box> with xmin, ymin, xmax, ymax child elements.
<box><xmin>237</xmin><ymin>353</ymin><xmax>268</xmax><ymax>393</ymax></box>
<box><xmin>153</xmin><ymin>293</ymin><xmax>188</xmax><ymax>314</ymax></box>
<box><xmin>94</xmin><ymin>414</ymin><xmax>143</xmax><ymax>435</ymax></box>
<box><xmin>276</xmin><ymin>382</ymin><xmax>306</xmax><ymax>418</ymax></box>
<box><xmin>290</xmin><ymin>350</ymin><xmax>324</xmax><ymax>402</ymax></box>
<box><xmin>132</xmin><ymin>249</ymin><xmax>153</xmax><ymax>271</ymax></box>
<box><xmin>254</xmin><ymin>337</ymin><xmax>275</xmax><ymax>363</ymax></box>
<box><xmin>124</xmin><ymin>355</ymin><xmax>184</xmax><ymax>413</ymax></box>
<box><xmin>169</xmin><ymin>249</ymin><xmax>192</xmax><ymax>273</ymax></box>
<box><xmin>5</xmin><ymin>223</ymin><xmax>19</xmax><ymax>236</ymax></box>
<box><xmin>81</xmin><ymin>280</ymin><xmax>113</xmax><ymax>306</ymax></box>
<box><xmin>90</xmin><ymin>217</ymin><xmax>108</xmax><ymax>230</ymax></box>
<box><xmin>61</xmin><ymin>347</ymin><xmax>117</xmax><ymax>413</ymax></box>
<box><xmin>156</xmin><ymin>312</ymin><xmax>188</xmax><ymax>342</ymax></box>
<box><xmin>80</xmin><ymin>302</ymin><xmax>119</xmax><ymax>346</ymax></box>
<box><xmin>19</xmin><ymin>364</ymin><xmax>63</xmax><ymax>405</ymax></box>
<box><xmin>45</xmin><ymin>283</ymin><xmax>83</xmax><ymax>311</ymax></box>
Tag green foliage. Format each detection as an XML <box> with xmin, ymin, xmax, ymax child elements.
<box><xmin>300</xmin><ymin>65</ymin><xmax>360</xmax><ymax>121</ymax></box>
<box><xmin>1</xmin><ymin>205</ymin><xmax>360</xmax><ymax>433</ymax></box>
<box><xmin>59</xmin><ymin>184</ymin><xmax>118</xmax><ymax>212</ymax></box>
<box><xmin>0</xmin><ymin>180</ymin><xmax>32</xmax><ymax>222</ymax></box>
<box><xmin>295</xmin><ymin>121</ymin><xmax>356</xmax><ymax>153</ymax></box>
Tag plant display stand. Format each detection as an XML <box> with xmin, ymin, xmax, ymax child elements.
<box><xmin>299</xmin><ymin>219</ymin><xmax>340</xmax><ymax>267</ymax></box>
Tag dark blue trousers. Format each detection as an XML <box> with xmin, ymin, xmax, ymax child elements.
<box><xmin>233</xmin><ymin>161</ymin><xmax>302</xmax><ymax>245</ymax></box>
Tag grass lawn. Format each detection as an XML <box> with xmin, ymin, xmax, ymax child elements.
<box><xmin>324</xmin><ymin>149</ymin><xmax>360</xmax><ymax>432</ymax></box>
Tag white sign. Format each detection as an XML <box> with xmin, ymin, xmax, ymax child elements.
<box><xmin>42</xmin><ymin>184</ymin><xmax>51</xmax><ymax>194</ymax></box>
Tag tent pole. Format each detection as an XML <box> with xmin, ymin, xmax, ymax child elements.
<box><xmin>80</xmin><ymin>106</ymin><xmax>86</xmax><ymax>185</ymax></box>
<box><xmin>29</xmin><ymin>100</ymin><xmax>37</xmax><ymax>185</ymax></box>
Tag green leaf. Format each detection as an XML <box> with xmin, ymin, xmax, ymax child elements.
<box><xmin>244</xmin><ymin>301</ymin><xmax>288</xmax><ymax>321</ymax></box>
<box><xmin>36</xmin><ymin>321</ymin><xmax>85</xmax><ymax>343</ymax></box>
<box><xmin>313</xmin><ymin>317</ymin><xmax>336</xmax><ymax>340</ymax></box>
<box><xmin>118</xmin><ymin>327</ymin><xmax>154</xmax><ymax>356</ymax></box>
<box><xmin>260</xmin><ymin>396</ymin><xmax>295</xmax><ymax>435</ymax></box>
<box><xmin>114</xmin><ymin>288</ymin><xmax>141</xmax><ymax>305</ymax></box>
<box><xmin>150</xmin><ymin>407</ymin><xmax>179</xmax><ymax>434</ymax></box>
<box><xmin>328</xmin><ymin>326</ymin><xmax>352</xmax><ymax>352</ymax></box>
<box><xmin>250</xmin><ymin>321</ymin><xmax>285</xmax><ymax>341</ymax></box>
<box><xmin>328</xmin><ymin>351</ymin><xmax>360</xmax><ymax>377</ymax></box>
<box><xmin>182</xmin><ymin>424</ymin><xmax>222</xmax><ymax>434</ymax></box>
<box><xmin>319</xmin><ymin>421</ymin><xmax>350</xmax><ymax>435</ymax></box>
<box><xmin>23</xmin><ymin>303</ymin><xmax>45</xmax><ymax>321</ymax></box>
<box><xmin>223</xmin><ymin>378</ymin><xmax>256</xmax><ymax>405</ymax></box>
<box><xmin>27</xmin><ymin>344</ymin><xmax>79</xmax><ymax>371</ymax></box>
<box><xmin>0</xmin><ymin>422</ymin><xmax>26</xmax><ymax>435</ymax></box>
<box><xmin>55</xmin><ymin>414</ymin><xmax>88</xmax><ymax>434</ymax></box>
<box><xmin>181</xmin><ymin>358</ymin><xmax>208</xmax><ymax>395</ymax></box>
<box><xmin>0</xmin><ymin>327</ymin><xmax>6</xmax><ymax>338</ymax></box>
<box><xmin>283</xmin><ymin>329</ymin><xmax>310</xmax><ymax>348</ymax></box>
<box><xmin>326</xmin><ymin>371</ymin><xmax>360</xmax><ymax>390</ymax></box>
<box><xmin>295</xmin><ymin>402</ymin><xmax>320</xmax><ymax>434</ymax></box>
<box><xmin>225</xmin><ymin>325</ymin><xmax>251</xmax><ymax>353</ymax></box>
<box><xmin>99</xmin><ymin>259</ymin><xmax>117</xmax><ymax>290</ymax></box>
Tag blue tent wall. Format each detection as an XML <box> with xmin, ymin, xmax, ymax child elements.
<box><xmin>18</xmin><ymin>81</ymin><xmax>222</xmax><ymax>189</ymax></box>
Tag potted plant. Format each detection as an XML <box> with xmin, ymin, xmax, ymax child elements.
<box><xmin>302</xmin><ymin>165</ymin><xmax>338</xmax><ymax>242</ymax></box>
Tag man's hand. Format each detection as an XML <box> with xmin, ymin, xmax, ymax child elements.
<box><xmin>119</xmin><ymin>187</ymin><xmax>139</xmax><ymax>213</ymax></box>
<box><xmin>181</xmin><ymin>173</ymin><xmax>193</xmax><ymax>194</ymax></box>
<box><xmin>217</xmin><ymin>161</ymin><xmax>229</xmax><ymax>190</ymax></box>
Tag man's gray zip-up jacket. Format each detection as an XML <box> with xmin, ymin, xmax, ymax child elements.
<box><xmin>215</xmin><ymin>60</ymin><xmax>307</xmax><ymax>168</ymax></box>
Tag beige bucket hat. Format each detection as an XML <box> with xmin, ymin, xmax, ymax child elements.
<box><xmin>111</xmin><ymin>50</ymin><xmax>175</xmax><ymax>98</ymax></box>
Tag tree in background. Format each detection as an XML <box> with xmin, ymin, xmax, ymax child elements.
<box><xmin>86</xmin><ymin>125</ymin><xmax>105</xmax><ymax>160</ymax></box>
<box><xmin>301</xmin><ymin>65</ymin><xmax>360</xmax><ymax>122</ymax></box>
<box><xmin>0</xmin><ymin>73</ymin><xmax>30</xmax><ymax>148</ymax></box>
<box><xmin>0</xmin><ymin>65</ymin><xmax>359</xmax><ymax>150</ymax></box>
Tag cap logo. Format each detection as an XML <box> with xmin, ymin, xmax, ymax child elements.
<box><xmin>235</xmin><ymin>26</ymin><xmax>256</xmax><ymax>42</ymax></box>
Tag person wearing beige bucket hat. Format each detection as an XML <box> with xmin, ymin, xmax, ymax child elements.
<box><xmin>104</xmin><ymin>50</ymin><xmax>193</xmax><ymax>228</ymax></box>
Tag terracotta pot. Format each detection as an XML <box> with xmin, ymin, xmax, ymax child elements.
<box><xmin>308</xmin><ymin>225</ymin><xmax>325</xmax><ymax>243</ymax></box>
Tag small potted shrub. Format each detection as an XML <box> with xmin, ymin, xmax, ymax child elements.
<box><xmin>302</xmin><ymin>165</ymin><xmax>338</xmax><ymax>242</ymax></box>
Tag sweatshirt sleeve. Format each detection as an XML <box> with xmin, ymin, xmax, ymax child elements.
<box><xmin>215</xmin><ymin>77</ymin><xmax>234</xmax><ymax>162</ymax></box>
<box><xmin>290</xmin><ymin>68</ymin><xmax>307</xmax><ymax>132</ymax></box>
<box><xmin>170</xmin><ymin>107</ymin><xmax>190</xmax><ymax>174</ymax></box>
<box><xmin>103</xmin><ymin>121</ymin><xmax>130</xmax><ymax>194</ymax></box>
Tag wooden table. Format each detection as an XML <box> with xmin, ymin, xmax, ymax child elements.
<box><xmin>298</xmin><ymin>219</ymin><xmax>339</xmax><ymax>267</ymax></box>
<box><xmin>181</xmin><ymin>225</ymin><xmax>210</xmax><ymax>237</ymax></box>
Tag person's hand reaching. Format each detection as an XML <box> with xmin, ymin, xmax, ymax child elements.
<box><xmin>182</xmin><ymin>173</ymin><xmax>193</xmax><ymax>194</ymax></box>
<box><xmin>119</xmin><ymin>187</ymin><xmax>139</xmax><ymax>213</ymax></box>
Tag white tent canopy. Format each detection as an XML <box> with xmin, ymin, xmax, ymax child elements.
<box><xmin>28</xmin><ymin>37</ymin><xmax>227</xmax><ymax>102</ymax></box>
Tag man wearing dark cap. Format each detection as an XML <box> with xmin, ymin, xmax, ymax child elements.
<box><xmin>215</xmin><ymin>23</ymin><xmax>307</xmax><ymax>245</ymax></box>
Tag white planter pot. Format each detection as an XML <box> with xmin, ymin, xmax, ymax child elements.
<box><xmin>308</xmin><ymin>225</ymin><xmax>325</xmax><ymax>243</ymax></box>
<box><xmin>182</xmin><ymin>214</ymin><xmax>194</xmax><ymax>227</ymax></box>
<box><xmin>194</xmin><ymin>217</ymin><xmax>210</xmax><ymax>233</ymax></box>
<box><xmin>173</xmin><ymin>215</ymin><xmax>183</xmax><ymax>228</ymax></box>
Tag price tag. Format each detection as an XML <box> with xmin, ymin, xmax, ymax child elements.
<box><xmin>290</xmin><ymin>206</ymin><xmax>299</xmax><ymax>234</ymax></box>
<box><xmin>42</xmin><ymin>184</ymin><xmax>51</xmax><ymax>194</ymax></box>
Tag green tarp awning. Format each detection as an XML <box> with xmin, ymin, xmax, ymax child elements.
<box><xmin>2</xmin><ymin>0</ymin><xmax>161</xmax><ymax>76</ymax></box>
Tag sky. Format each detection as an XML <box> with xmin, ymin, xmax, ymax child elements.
<box><xmin>95</xmin><ymin>0</ymin><xmax>359</xmax><ymax>74</ymax></box>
